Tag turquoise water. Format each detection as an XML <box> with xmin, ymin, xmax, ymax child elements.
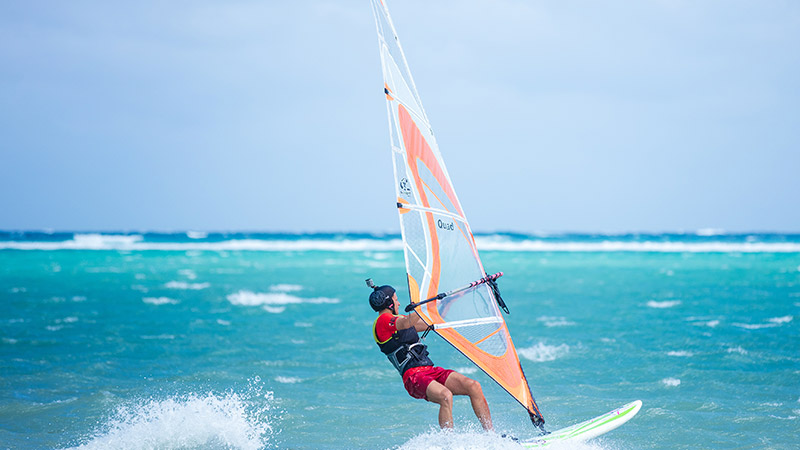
<box><xmin>1</xmin><ymin>232</ymin><xmax>798</xmax><ymax>449</ymax></box>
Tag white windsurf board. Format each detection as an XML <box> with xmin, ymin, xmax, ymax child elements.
<box><xmin>521</xmin><ymin>400</ymin><xmax>642</xmax><ymax>448</ymax></box>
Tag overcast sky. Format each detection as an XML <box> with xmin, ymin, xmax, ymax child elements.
<box><xmin>1</xmin><ymin>0</ymin><xmax>798</xmax><ymax>233</ymax></box>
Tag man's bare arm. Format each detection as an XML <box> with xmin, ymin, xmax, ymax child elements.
<box><xmin>394</xmin><ymin>312</ymin><xmax>431</xmax><ymax>332</ymax></box>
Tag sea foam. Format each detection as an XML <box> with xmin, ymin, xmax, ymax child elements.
<box><xmin>270</xmin><ymin>284</ymin><xmax>303</xmax><ymax>292</ymax></box>
<box><xmin>726</xmin><ymin>346</ymin><xmax>748</xmax><ymax>355</ymax></box>
<box><xmin>64</xmin><ymin>390</ymin><xmax>274</xmax><ymax>450</ymax></box>
<box><xmin>274</xmin><ymin>376</ymin><xmax>302</xmax><ymax>384</ymax></box>
<box><xmin>178</xmin><ymin>269</ymin><xmax>197</xmax><ymax>280</ymax></box>
<box><xmin>536</xmin><ymin>316</ymin><xmax>576</xmax><ymax>327</ymax></box>
<box><xmin>733</xmin><ymin>317</ymin><xmax>792</xmax><ymax>330</ymax></box>
<box><xmin>661</xmin><ymin>378</ymin><xmax>681</xmax><ymax>387</ymax></box>
<box><xmin>518</xmin><ymin>343</ymin><xmax>569</xmax><ymax>362</ymax></box>
<box><xmin>142</xmin><ymin>297</ymin><xmax>178</xmax><ymax>305</ymax></box>
<box><xmin>769</xmin><ymin>316</ymin><xmax>793</xmax><ymax>324</ymax></box>
<box><xmin>226</xmin><ymin>291</ymin><xmax>339</xmax><ymax>310</ymax></box>
<box><xmin>647</xmin><ymin>300</ymin><xmax>681</xmax><ymax>309</ymax></box>
<box><xmin>165</xmin><ymin>281</ymin><xmax>210</xmax><ymax>290</ymax></box>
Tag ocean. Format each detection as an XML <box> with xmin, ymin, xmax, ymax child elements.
<box><xmin>1</xmin><ymin>231</ymin><xmax>798</xmax><ymax>449</ymax></box>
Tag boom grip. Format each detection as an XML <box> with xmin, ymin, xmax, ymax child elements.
<box><xmin>404</xmin><ymin>272</ymin><xmax>504</xmax><ymax>312</ymax></box>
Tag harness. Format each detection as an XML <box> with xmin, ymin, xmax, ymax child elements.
<box><xmin>373</xmin><ymin>315</ymin><xmax>434</xmax><ymax>375</ymax></box>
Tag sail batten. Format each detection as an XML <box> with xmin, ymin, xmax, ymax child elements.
<box><xmin>397</xmin><ymin>204</ymin><xmax>467</xmax><ymax>222</ymax></box>
<box><xmin>435</xmin><ymin>317</ymin><xmax>504</xmax><ymax>329</ymax></box>
<box><xmin>371</xmin><ymin>0</ymin><xmax>545</xmax><ymax>428</ymax></box>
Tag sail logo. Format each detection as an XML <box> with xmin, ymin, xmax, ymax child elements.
<box><xmin>437</xmin><ymin>219</ymin><xmax>454</xmax><ymax>231</ymax></box>
<box><xmin>399</xmin><ymin>178</ymin><xmax>412</xmax><ymax>197</ymax></box>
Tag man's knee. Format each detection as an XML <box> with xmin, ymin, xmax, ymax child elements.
<box><xmin>434</xmin><ymin>388</ymin><xmax>453</xmax><ymax>406</ymax></box>
<box><xmin>427</xmin><ymin>383</ymin><xmax>453</xmax><ymax>405</ymax></box>
<box><xmin>439</xmin><ymin>388</ymin><xmax>453</xmax><ymax>405</ymax></box>
<box><xmin>465</xmin><ymin>378</ymin><xmax>483</xmax><ymax>396</ymax></box>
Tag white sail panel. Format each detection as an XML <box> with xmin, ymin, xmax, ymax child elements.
<box><xmin>371</xmin><ymin>0</ymin><xmax>428</xmax><ymax>123</ymax></box>
<box><xmin>381</xmin><ymin>47</ymin><xmax>427</xmax><ymax>126</ymax></box>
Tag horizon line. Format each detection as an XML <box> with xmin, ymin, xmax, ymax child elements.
<box><xmin>2</xmin><ymin>228</ymin><xmax>800</xmax><ymax>236</ymax></box>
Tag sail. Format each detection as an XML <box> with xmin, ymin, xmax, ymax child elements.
<box><xmin>369</xmin><ymin>0</ymin><xmax>545</xmax><ymax>427</ymax></box>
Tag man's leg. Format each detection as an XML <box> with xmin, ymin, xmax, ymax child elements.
<box><xmin>444</xmin><ymin>372</ymin><xmax>493</xmax><ymax>430</ymax></box>
<box><xmin>425</xmin><ymin>380</ymin><xmax>454</xmax><ymax>429</ymax></box>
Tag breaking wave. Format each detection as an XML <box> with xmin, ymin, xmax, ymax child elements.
<box><xmin>733</xmin><ymin>316</ymin><xmax>793</xmax><ymax>329</ymax></box>
<box><xmin>3</xmin><ymin>232</ymin><xmax>800</xmax><ymax>253</ymax></box>
<box><xmin>142</xmin><ymin>297</ymin><xmax>178</xmax><ymax>305</ymax></box>
<box><xmin>63</xmin><ymin>388</ymin><xmax>275</xmax><ymax>450</ymax></box>
<box><xmin>274</xmin><ymin>376</ymin><xmax>302</xmax><ymax>384</ymax></box>
<box><xmin>165</xmin><ymin>281</ymin><xmax>210</xmax><ymax>290</ymax></box>
<box><xmin>227</xmin><ymin>291</ymin><xmax>339</xmax><ymax>314</ymax></box>
<box><xmin>518</xmin><ymin>342</ymin><xmax>570</xmax><ymax>362</ymax></box>
<box><xmin>647</xmin><ymin>300</ymin><xmax>681</xmax><ymax>309</ymax></box>
<box><xmin>537</xmin><ymin>316</ymin><xmax>576</xmax><ymax>327</ymax></box>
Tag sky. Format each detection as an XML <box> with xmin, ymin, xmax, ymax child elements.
<box><xmin>1</xmin><ymin>0</ymin><xmax>798</xmax><ymax>233</ymax></box>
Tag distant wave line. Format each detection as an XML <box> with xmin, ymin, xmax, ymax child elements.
<box><xmin>1</xmin><ymin>235</ymin><xmax>800</xmax><ymax>253</ymax></box>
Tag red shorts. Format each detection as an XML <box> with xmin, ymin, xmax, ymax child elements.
<box><xmin>402</xmin><ymin>366</ymin><xmax>454</xmax><ymax>401</ymax></box>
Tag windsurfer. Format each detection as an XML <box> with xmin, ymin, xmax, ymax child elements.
<box><xmin>369</xmin><ymin>283</ymin><xmax>493</xmax><ymax>430</ymax></box>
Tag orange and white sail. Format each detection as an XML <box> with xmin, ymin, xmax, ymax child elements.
<box><xmin>370</xmin><ymin>0</ymin><xmax>545</xmax><ymax>427</ymax></box>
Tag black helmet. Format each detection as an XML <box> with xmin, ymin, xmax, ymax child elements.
<box><xmin>368</xmin><ymin>284</ymin><xmax>396</xmax><ymax>312</ymax></box>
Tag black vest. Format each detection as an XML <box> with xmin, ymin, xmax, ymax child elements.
<box><xmin>374</xmin><ymin>315</ymin><xmax>434</xmax><ymax>375</ymax></box>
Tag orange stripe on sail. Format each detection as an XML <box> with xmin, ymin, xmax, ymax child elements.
<box><xmin>473</xmin><ymin>326</ymin><xmax>503</xmax><ymax>346</ymax></box>
<box><xmin>407</xmin><ymin>274</ymin><xmax>420</xmax><ymax>305</ymax></box>
<box><xmin>397</xmin><ymin>197</ymin><xmax>410</xmax><ymax>214</ymax></box>
<box><xmin>398</xmin><ymin>105</ymin><xmax>444</xmax><ymax>300</ymax></box>
<box><xmin>398</xmin><ymin>106</ymin><xmax>464</xmax><ymax>218</ymax></box>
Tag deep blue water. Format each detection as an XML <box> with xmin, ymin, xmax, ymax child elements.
<box><xmin>1</xmin><ymin>232</ymin><xmax>798</xmax><ymax>449</ymax></box>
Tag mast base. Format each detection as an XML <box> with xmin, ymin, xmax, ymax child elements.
<box><xmin>530</xmin><ymin>411</ymin><xmax>547</xmax><ymax>434</ymax></box>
